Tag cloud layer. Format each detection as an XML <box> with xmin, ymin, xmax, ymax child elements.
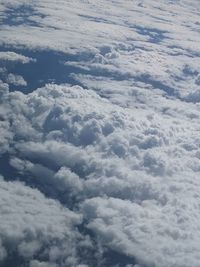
<box><xmin>0</xmin><ymin>83</ymin><xmax>200</xmax><ymax>266</ymax></box>
<box><xmin>0</xmin><ymin>0</ymin><xmax>200</xmax><ymax>266</ymax></box>
<box><xmin>0</xmin><ymin>177</ymin><xmax>83</xmax><ymax>267</ymax></box>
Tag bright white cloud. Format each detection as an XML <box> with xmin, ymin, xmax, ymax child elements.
<box><xmin>0</xmin><ymin>83</ymin><xmax>200</xmax><ymax>266</ymax></box>
<box><xmin>0</xmin><ymin>178</ymin><xmax>83</xmax><ymax>266</ymax></box>
<box><xmin>0</xmin><ymin>0</ymin><xmax>200</xmax><ymax>266</ymax></box>
<box><xmin>0</xmin><ymin>0</ymin><xmax>199</xmax><ymax>99</ymax></box>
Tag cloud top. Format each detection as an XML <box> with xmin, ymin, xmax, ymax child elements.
<box><xmin>0</xmin><ymin>83</ymin><xmax>200</xmax><ymax>266</ymax></box>
<box><xmin>0</xmin><ymin>0</ymin><xmax>200</xmax><ymax>266</ymax></box>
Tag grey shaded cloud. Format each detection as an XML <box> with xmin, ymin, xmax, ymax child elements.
<box><xmin>6</xmin><ymin>73</ymin><xmax>27</xmax><ymax>86</ymax></box>
<box><xmin>0</xmin><ymin>51</ymin><xmax>35</xmax><ymax>64</ymax></box>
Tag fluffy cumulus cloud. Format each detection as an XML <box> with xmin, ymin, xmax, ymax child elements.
<box><xmin>6</xmin><ymin>73</ymin><xmax>27</xmax><ymax>86</ymax></box>
<box><xmin>0</xmin><ymin>177</ymin><xmax>83</xmax><ymax>267</ymax></box>
<box><xmin>0</xmin><ymin>83</ymin><xmax>200</xmax><ymax>266</ymax></box>
<box><xmin>0</xmin><ymin>0</ymin><xmax>200</xmax><ymax>267</ymax></box>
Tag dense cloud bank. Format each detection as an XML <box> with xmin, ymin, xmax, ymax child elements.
<box><xmin>1</xmin><ymin>83</ymin><xmax>200</xmax><ymax>266</ymax></box>
<box><xmin>0</xmin><ymin>0</ymin><xmax>200</xmax><ymax>266</ymax></box>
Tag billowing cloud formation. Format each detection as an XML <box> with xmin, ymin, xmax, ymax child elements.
<box><xmin>0</xmin><ymin>0</ymin><xmax>200</xmax><ymax>266</ymax></box>
<box><xmin>0</xmin><ymin>177</ymin><xmax>83</xmax><ymax>267</ymax></box>
<box><xmin>0</xmin><ymin>83</ymin><xmax>200</xmax><ymax>266</ymax></box>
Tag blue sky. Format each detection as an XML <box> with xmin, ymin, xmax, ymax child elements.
<box><xmin>0</xmin><ymin>1</ymin><xmax>200</xmax><ymax>267</ymax></box>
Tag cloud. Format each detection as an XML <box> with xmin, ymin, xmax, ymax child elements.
<box><xmin>82</xmin><ymin>192</ymin><xmax>200</xmax><ymax>267</ymax></box>
<box><xmin>6</xmin><ymin>73</ymin><xmax>27</xmax><ymax>86</ymax></box>
<box><xmin>1</xmin><ymin>0</ymin><xmax>199</xmax><ymax>101</ymax></box>
<box><xmin>29</xmin><ymin>260</ymin><xmax>57</xmax><ymax>267</ymax></box>
<box><xmin>0</xmin><ymin>51</ymin><xmax>35</xmax><ymax>64</ymax></box>
<box><xmin>0</xmin><ymin>178</ymin><xmax>83</xmax><ymax>267</ymax></box>
<box><xmin>0</xmin><ymin>83</ymin><xmax>200</xmax><ymax>266</ymax></box>
<box><xmin>0</xmin><ymin>0</ymin><xmax>200</xmax><ymax>266</ymax></box>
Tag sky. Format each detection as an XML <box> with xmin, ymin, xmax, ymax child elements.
<box><xmin>0</xmin><ymin>1</ymin><xmax>200</xmax><ymax>266</ymax></box>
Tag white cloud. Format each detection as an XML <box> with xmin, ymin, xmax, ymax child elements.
<box><xmin>0</xmin><ymin>178</ymin><xmax>83</xmax><ymax>266</ymax></box>
<box><xmin>6</xmin><ymin>73</ymin><xmax>27</xmax><ymax>86</ymax></box>
<box><xmin>0</xmin><ymin>51</ymin><xmax>35</xmax><ymax>64</ymax></box>
<box><xmin>0</xmin><ymin>0</ymin><xmax>200</xmax><ymax>266</ymax></box>
<box><xmin>0</xmin><ymin>0</ymin><xmax>199</xmax><ymax>101</ymax></box>
<box><xmin>82</xmin><ymin>192</ymin><xmax>200</xmax><ymax>267</ymax></box>
<box><xmin>1</xmin><ymin>83</ymin><xmax>200</xmax><ymax>266</ymax></box>
<box><xmin>29</xmin><ymin>260</ymin><xmax>57</xmax><ymax>267</ymax></box>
